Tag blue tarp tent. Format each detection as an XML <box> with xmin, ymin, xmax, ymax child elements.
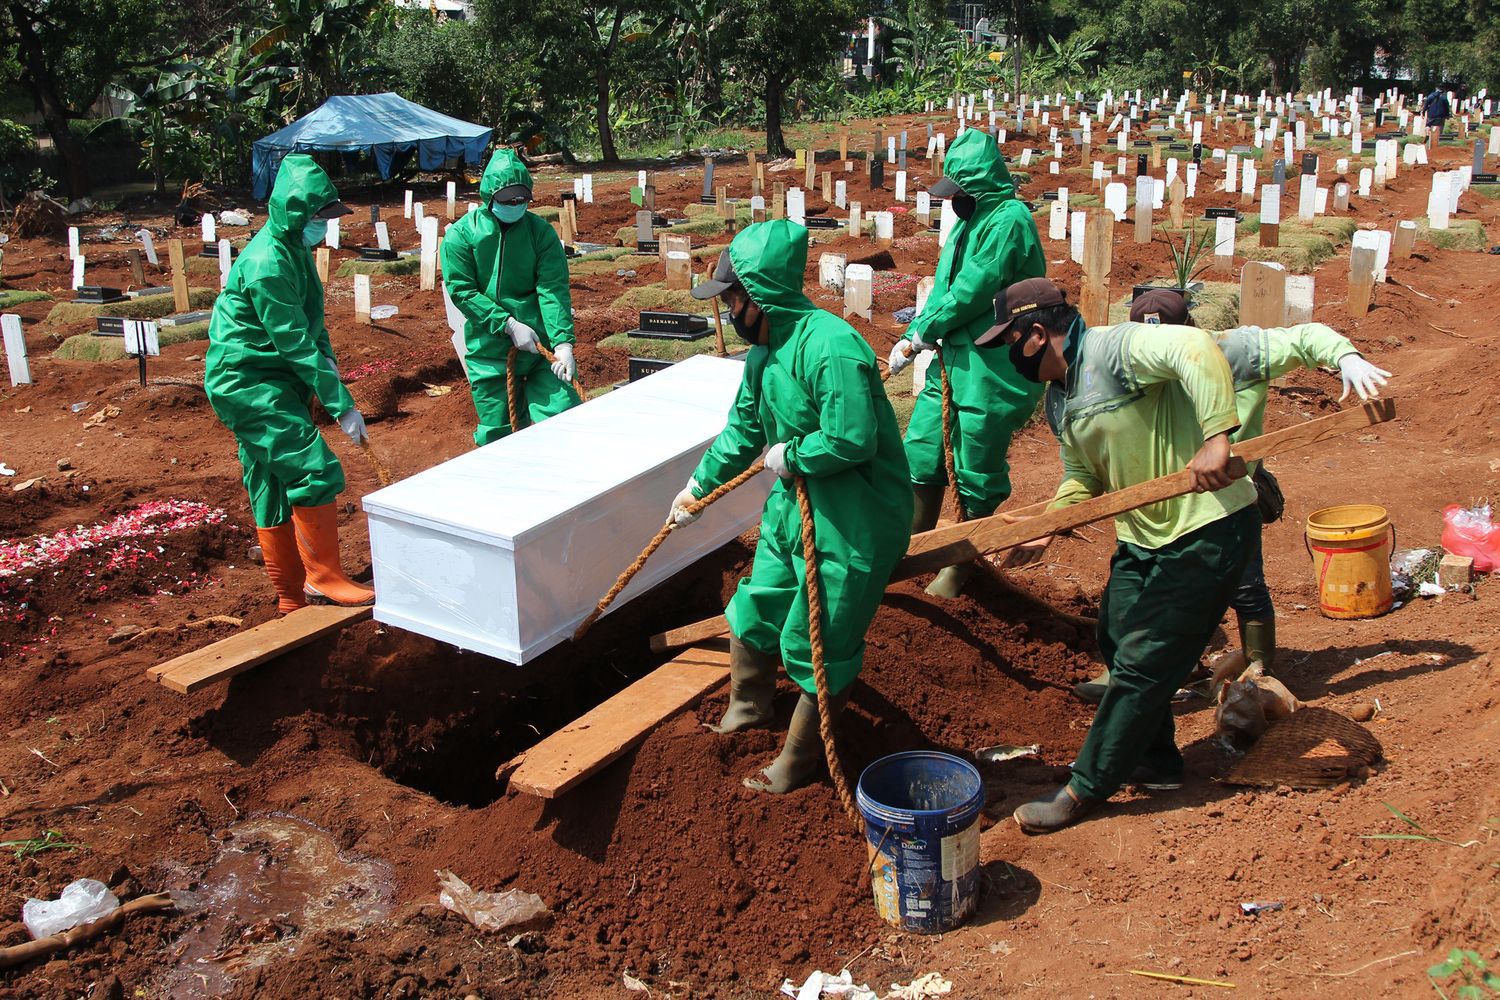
<box><xmin>251</xmin><ymin>93</ymin><xmax>492</xmax><ymax>199</ymax></box>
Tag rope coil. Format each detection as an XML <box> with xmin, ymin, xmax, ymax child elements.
<box><xmin>935</xmin><ymin>345</ymin><xmax>968</xmax><ymax>524</ymax></box>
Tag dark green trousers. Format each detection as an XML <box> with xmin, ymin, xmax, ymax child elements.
<box><xmin>1069</xmin><ymin>504</ymin><xmax>1259</xmax><ymax>801</ymax></box>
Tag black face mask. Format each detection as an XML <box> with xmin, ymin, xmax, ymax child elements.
<box><xmin>728</xmin><ymin>300</ymin><xmax>760</xmax><ymax>344</ymax></box>
<box><xmin>1009</xmin><ymin>333</ymin><xmax>1047</xmax><ymax>383</ymax></box>
<box><xmin>952</xmin><ymin>194</ymin><xmax>977</xmax><ymax>219</ymax></box>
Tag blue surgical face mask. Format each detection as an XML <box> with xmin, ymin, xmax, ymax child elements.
<box><xmin>491</xmin><ymin>200</ymin><xmax>528</xmax><ymax>224</ymax></box>
<box><xmin>302</xmin><ymin>218</ymin><xmax>329</xmax><ymax>247</ymax></box>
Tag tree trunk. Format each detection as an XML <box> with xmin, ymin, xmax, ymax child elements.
<box><xmin>765</xmin><ymin>76</ymin><xmax>788</xmax><ymax>157</ymax></box>
<box><xmin>10</xmin><ymin>9</ymin><xmax>92</xmax><ymax>197</ymax></box>
<box><xmin>595</xmin><ymin>66</ymin><xmax>617</xmax><ymax>162</ymax></box>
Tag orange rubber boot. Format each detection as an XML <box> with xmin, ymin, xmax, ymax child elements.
<box><xmin>291</xmin><ymin>503</ymin><xmax>375</xmax><ymax>606</ymax></box>
<box><xmin>256</xmin><ymin>523</ymin><xmax>309</xmax><ymax>615</ymax></box>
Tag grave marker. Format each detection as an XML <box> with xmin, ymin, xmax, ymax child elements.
<box><xmin>136</xmin><ymin>229</ymin><xmax>158</xmax><ymax>266</ymax></box>
<box><xmin>665</xmin><ymin>250</ymin><xmax>693</xmax><ymax>290</ymax></box>
<box><xmin>404</xmin><ymin>190</ymin><xmax>413</xmax><ymax>218</ymax></box>
<box><xmin>420</xmin><ymin>217</ymin><xmax>439</xmax><ymax>290</ymax></box>
<box><xmin>843</xmin><ymin>263</ymin><xmax>873</xmax><ymax>320</ymax></box>
<box><xmin>446</xmin><ymin>181</ymin><xmax>457</xmax><ymax>219</ymax></box>
<box><xmin>1347</xmin><ymin>245</ymin><xmax>1378</xmax><ymax>315</ymax></box>
<box><xmin>1080</xmin><ymin>210</ymin><xmax>1113</xmax><ymax>326</ymax></box>
<box><xmin>68</xmin><ymin>226</ymin><xmax>80</xmax><ymax>260</ymax></box>
<box><xmin>1260</xmin><ymin>185</ymin><xmax>1281</xmax><ymax>247</ymax></box>
<box><xmin>355</xmin><ymin>274</ymin><xmax>372</xmax><ymax>325</ymax></box>
<box><xmin>375</xmin><ymin>221</ymin><xmax>391</xmax><ymax>251</ymax></box>
<box><xmin>1213</xmin><ymin>215</ymin><xmax>1236</xmax><ymax>272</ymax></box>
<box><xmin>1285</xmin><ymin>275</ymin><xmax>1315</xmax><ymax>324</ymax></box>
<box><xmin>1393</xmin><ymin>219</ymin><xmax>1417</xmax><ymax>258</ymax></box>
<box><xmin>1134</xmin><ymin>176</ymin><xmax>1154</xmax><ymax>242</ymax></box>
<box><xmin>1240</xmin><ymin>261</ymin><xmax>1287</xmax><ymax>327</ymax></box>
<box><xmin>315</xmin><ymin>247</ymin><xmax>330</xmax><ymax>283</ymax></box>
<box><xmin>849</xmin><ymin>200</ymin><xmax>862</xmax><ymax>237</ymax></box>
<box><xmin>819</xmin><ymin>253</ymin><xmax>847</xmax><ymax>291</ymax></box>
<box><xmin>167</xmin><ymin>239</ymin><xmax>190</xmax><ymax>313</ymax></box>
<box><xmin>1</xmin><ymin>313</ymin><xmax>29</xmax><ymax>385</ymax></box>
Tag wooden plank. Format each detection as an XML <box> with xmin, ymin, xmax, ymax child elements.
<box><xmin>148</xmin><ymin>605</ymin><xmax>371</xmax><ymax>694</ymax></box>
<box><xmin>649</xmin><ymin>402</ymin><xmax>1396</xmax><ymax>651</ymax></box>
<box><xmin>1347</xmin><ymin>245</ymin><xmax>1378</xmax><ymax>316</ymax></box>
<box><xmin>897</xmin><ymin>400</ymin><xmax>1395</xmax><ymax>578</ymax></box>
<box><xmin>649</xmin><ymin>614</ymin><xmax>730</xmax><ymax>653</ymax></box>
<box><xmin>1080</xmin><ymin>209</ymin><xmax>1113</xmax><ymax>327</ymax></box>
<box><xmin>506</xmin><ymin>646</ymin><xmax>730</xmax><ymax>798</ymax></box>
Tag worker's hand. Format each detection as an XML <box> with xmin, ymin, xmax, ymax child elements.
<box><xmin>1187</xmin><ymin>431</ymin><xmax>1235</xmax><ymax>493</ymax></box>
<box><xmin>887</xmin><ymin>339</ymin><xmax>914</xmax><ymax>375</ymax></box>
<box><xmin>1337</xmin><ymin>353</ymin><xmax>1391</xmax><ymax>401</ymax></box>
<box><xmin>551</xmin><ymin>343</ymin><xmax>576</xmax><ymax>383</ymax></box>
<box><xmin>908</xmin><ymin>326</ymin><xmax>937</xmax><ymax>352</ymax></box>
<box><xmin>338</xmin><ymin>408</ymin><xmax>369</xmax><ymax>446</ymax></box>
<box><xmin>764</xmin><ymin>442</ymin><xmax>792</xmax><ymax>480</ymax></box>
<box><xmin>504</xmin><ymin>316</ymin><xmax>539</xmax><ymax>353</ymax></box>
<box><xmin>668</xmin><ymin>481</ymin><xmax>702</xmax><ymax>528</ymax></box>
<box><xmin>997</xmin><ymin>511</ymin><xmax>1053</xmax><ymax>569</ymax></box>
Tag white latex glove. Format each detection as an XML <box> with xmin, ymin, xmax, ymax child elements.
<box><xmin>668</xmin><ymin>481</ymin><xmax>701</xmax><ymax>527</ymax></box>
<box><xmin>765</xmin><ymin>442</ymin><xmax>791</xmax><ymax>480</ymax></box>
<box><xmin>504</xmin><ymin>316</ymin><xmax>539</xmax><ymax>353</ymax></box>
<box><xmin>908</xmin><ymin>326</ymin><xmax>936</xmax><ymax>352</ymax></box>
<box><xmin>1337</xmin><ymin>353</ymin><xmax>1391</xmax><ymax>401</ymax></box>
<box><xmin>887</xmin><ymin>339</ymin><xmax>914</xmax><ymax>375</ymax></box>
<box><xmin>338</xmin><ymin>408</ymin><xmax>368</xmax><ymax>445</ymax></box>
<box><xmin>551</xmin><ymin>342</ymin><xmax>575</xmax><ymax>382</ymax></box>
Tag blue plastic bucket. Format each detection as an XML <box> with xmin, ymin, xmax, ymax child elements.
<box><xmin>856</xmin><ymin>750</ymin><xmax>984</xmax><ymax>934</ymax></box>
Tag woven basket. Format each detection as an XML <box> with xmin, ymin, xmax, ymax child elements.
<box><xmin>1224</xmin><ymin>707</ymin><xmax>1383</xmax><ymax>789</ymax></box>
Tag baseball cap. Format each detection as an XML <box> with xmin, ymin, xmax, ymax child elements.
<box><xmin>1129</xmin><ymin>288</ymin><xmax>1190</xmax><ymax>325</ymax></box>
<box><xmin>927</xmin><ymin>175</ymin><xmax>965</xmax><ymax>198</ymax></box>
<box><xmin>315</xmin><ymin>199</ymin><xmax>353</xmax><ymax>219</ymax></box>
<box><xmin>974</xmin><ymin>277</ymin><xmax>1070</xmax><ymax>346</ymax></box>
<box><xmin>691</xmin><ymin>249</ymin><xmax>740</xmax><ymax>300</ymax></box>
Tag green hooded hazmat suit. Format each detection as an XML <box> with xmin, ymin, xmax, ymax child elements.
<box><xmin>441</xmin><ymin>149</ymin><xmax>578</xmax><ymax>445</ymax></box>
<box><xmin>902</xmin><ymin>128</ymin><xmax>1047</xmax><ymax>518</ymax></box>
<box><xmin>690</xmin><ymin>221</ymin><xmax>913</xmax><ymax>696</ymax></box>
<box><xmin>205</xmin><ymin>154</ymin><xmax>355</xmax><ymax>529</ymax></box>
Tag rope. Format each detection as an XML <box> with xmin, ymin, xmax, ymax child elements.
<box><xmin>505</xmin><ymin>342</ymin><xmax>587</xmax><ymax>435</ymax></box>
<box><xmin>572</xmin><ymin>461</ymin><xmax>766</xmax><ymax>641</ymax></box>
<box><xmin>935</xmin><ymin>345</ymin><xmax>968</xmax><ymax>524</ymax></box>
<box><xmin>794</xmin><ymin>474</ymin><xmax>862</xmax><ymax>831</ymax></box>
<box><xmin>359</xmin><ymin>441</ymin><xmax>393</xmax><ymax>487</ymax></box>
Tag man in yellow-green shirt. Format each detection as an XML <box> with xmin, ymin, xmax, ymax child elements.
<box><xmin>977</xmin><ymin>278</ymin><xmax>1260</xmax><ymax>834</ymax></box>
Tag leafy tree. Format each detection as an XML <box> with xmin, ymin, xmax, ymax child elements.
<box><xmin>723</xmin><ymin>0</ymin><xmax>861</xmax><ymax>156</ymax></box>
<box><xmin>97</xmin><ymin>64</ymin><xmax>201</xmax><ymax>195</ymax></box>
<box><xmin>0</xmin><ymin>0</ymin><xmax>181</xmax><ymax>196</ymax></box>
<box><xmin>378</xmin><ymin>10</ymin><xmax>536</xmax><ymax>130</ymax></box>
<box><xmin>250</xmin><ymin>0</ymin><xmax>391</xmax><ymax>116</ymax></box>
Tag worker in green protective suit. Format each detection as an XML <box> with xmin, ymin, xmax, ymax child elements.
<box><xmin>671</xmin><ymin>221</ymin><xmax>913</xmax><ymax>794</ymax></box>
<box><xmin>205</xmin><ymin>153</ymin><xmax>374</xmax><ymax>614</ymax></box>
<box><xmin>442</xmin><ymin>148</ymin><xmax>579</xmax><ymax>446</ymax></box>
<box><xmin>1067</xmin><ymin>289</ymin><xmax>1392</xmax><ymax>702</ymax></box>
<box><xmin>887</xmin><ymin>127</ymin><xmax>1046</xmax><ymax>599</ymax></box>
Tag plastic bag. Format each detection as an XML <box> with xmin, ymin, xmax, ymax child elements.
<box><xmin>1442</xmin><ymin>504</ymin><xmax>1500</xmax><ymax>573</ymax></box>
<box><xmin>436</xmin><ymin>870</ymin><xmax>548</xmax><ymax>933</ymax></box>
<box><xmin>22</xmin><ymin>878</ymin><xmax>119</xmax><ymax>939</ymax></box>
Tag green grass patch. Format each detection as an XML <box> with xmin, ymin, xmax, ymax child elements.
<box><xmin>53</xmin><ymin>320</ymin><xmax>210</xmax><ymax>362</ymax></box>
<box><xmin>598</xmin><ymin>330</ymin><xmax>730</xmax><ymax>363</ymax></box>
<box><xmin>335</xmin><ymin>256</ymin><xmax>421</xmax><ymax>278</ymax></box>
<box><xmin>1228</xmin><ymin>214</ymin><xmax>1355</xmax><ymax>272</ymax></box>
<box><xmin>1415</xmin><ymin>217</ymin><xmax>1487</xmax><ymax>251</ymax></box>
<box><xmin>43</xmin><ymin>288</ymin><xmax>217</xmax><ymax>327</ymax></box>
<box><xmin>0</xmin><ymin>289</ymin><xmax>53</xmax><ymax>308</ymax></box>
<box><xmin>611</xmin><ymin>283</ymin><xmax>719</xmax><ymax>315</ymax></box>
<box><xmin>1468</xmin><ymin>182</ymin><xmax>1500</xmax><ymax>200</ymax></box>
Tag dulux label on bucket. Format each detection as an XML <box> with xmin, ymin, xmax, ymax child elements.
<box><xmin>858</xmin><ymin>751</ymin><xmax>984</xmax><ymax>934</ymax></box>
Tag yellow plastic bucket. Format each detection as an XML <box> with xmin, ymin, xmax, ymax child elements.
<box><xmin>1305</xmin><ymin>504</ymin><xmax>1394</xmax><ymax>619</ymax></box>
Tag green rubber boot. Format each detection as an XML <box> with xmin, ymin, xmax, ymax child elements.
<box><xmin>1074</xmin><ymin>668</ymin><xmax>1110</xmax><ymax>704</ymax></box>
<box><xmin>925</xmin><ymin>562</ymin><xmax>976</xmax><ymax>600</ymax></box>
<box><xmin>1238</xmin><ymin>615</ymin><xmax>1277</xmax><ymax>674</ymax></box>
<box><xmin>911</xmin><ymin>481</ymin><xmax>944</xmax><ymax>535</ymax></box>
<box><xmin>706</xmin><ymin>636</ymin><xmax>779</xmax><ymax>734</ymax></box>
<box><xmin>743</xmin><ymin>688</ymin><xmax>849</xmax><ymax>794</ymax></box>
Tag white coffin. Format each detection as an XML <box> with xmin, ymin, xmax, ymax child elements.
<box><xmin>364</xmin><ymin>355</ymin><xmax>770</xmax><ymax>663</ymax></box>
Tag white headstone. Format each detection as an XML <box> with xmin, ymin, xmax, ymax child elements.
<box><xmin>1428</xmin><ymin>173</ymin><xmax>1452</xmax><ymax>229</ymax></box>
<box><xmin>218</xmin><ymin>238</ymin><xmax>232</xmax><ymax>289</ymax></box>
<box><xmin>136</xmin><ymin>229</ymin><xmax>158</xmax><ymax>266</ymax></box>
<box><xmin>1214</xmin><ymin>215</ymin><xmax>1236</xmax><ymax>258</ymax></box>
<box><xmin>375</xmin><ymin>221</ymin><xmax>391</xmax><ymax>251</ymax></box>
<box><xmin>1070</xmin><ymin>211</ymin><xmax>1086</xmax><ymax>263</ymax></box>
<box><xmin>1359</xmin><ymin>167</ymin><xmax>1373</xmax><ymax>197</ymax></box>
<box><xmin>354</xmin><ymin>273</ymin><xmax>371</xmax><ymax>317</ymax></box>
<box><xmin>1104</xmin><ymin>182</ymin><xmax>1128</xmax><ymax>221</ymax></box>
<box><xmin>67</xmin><ymin>227</ymin><xmax>81</xmax><ymax>260</ymax></box>
<box><xmin>818</xmin><ymin>252</ymin><xmax>847</xmax><ymax>291</ymax></box>
<box><xmin>874</xmin><ymin>212</ymin><xmax>894</xmax><ymax>241</ymax></box>
<box><xmin>895</xmin><ymin>170</ymin><xmax>907</xmax><ymax>202</ymax></box>
<box><xmin>1285</xmin><ymin>275</ymin><xmax>1315</xmax><ymax>324</ymax></box>
<box><xmin>201</xmin><ymin>213</ymin><xmax>216</xmax><ymax>243</ymax></box>
<box><xmin>327</xmin><ymin>217</ymin><xmax>340</xmax><ymax>249</ymax></box>
<box><xmin>787</xmin><ymin>188</ymin><xmax>806</xmax><ymax>225</ymax></box>
<box><xmin>1</xmin><ymin>314</ymin><xmax>29</xmax><ymax>386</ymax></box>
<box><xmin>938</xmin><ymin>199</ymin><xmax>958</xmax><ymax>247</ymax></box>
<box><xmin>835</xmin><ymin>180</ymin><xmax>848</xmax><ymax>209</ymax></box>
<box><xmin>1048</xmin><ymin>202</ymin><xmax>1067</xmax><ymax>240</ymax></box>
<box><xmin>71</xmin><ymin>255</ymin><xmax>85</xmax><ymax>290</ymax></box>
<box><xmin>404</xmin><ymin>190</ymin><xmax>414</xmax><ymax>218</ymax></box>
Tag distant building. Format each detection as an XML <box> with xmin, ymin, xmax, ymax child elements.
<box><xmin>389</xmin><ymin>0</ymin><xmax>473</xmax><ymax>20</ymax></box>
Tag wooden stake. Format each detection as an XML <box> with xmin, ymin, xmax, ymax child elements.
<box><xmin>1168</xmin><ymin>178</ymin><xmax>1186</xmax><ymax>228</ymax></box>
<box><xmin>127</xmin><ymin>249</ymin><xmax>145</xmax><ymax>287</ymax></box>
<box><xmin>1260</xmin><ymin>222</ymin><xmax>1280</xmax><ymax>248</ymax></box>
<box><xmin>315</xmin><ymin>247</ymin><xmax>330</xmax><ymax>283</ymax></box>
<box><xmin>1347</xmin><ymin>245</ymin><xmax>1378</xmax><ymax>316</ymax></box>
<box><xmin>167</xmin><ymin>239</ymin><xmax>189</xmax><ymax>313</ymax></box>
<box><xmin>1080</xmin><ymin>209</ymin><xmax>1113</xmax><ymax>327</ymax></box>
<box><xmin>1393</xmin><ymin>219</ymin><xmax>1417</xmax><ymax>259</ymax></box>
<box><xmin>1240</xmin><ymin>261</ymin><xmax>1287</xmax><ymax>327</ymax></box>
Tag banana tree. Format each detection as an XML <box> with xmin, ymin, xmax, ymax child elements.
<box><xmin>97</xmin><ymin>64</ymin><xmax>200</xmax><ymax>195</ymax></box>
<box><xmin>251</xmin><ymin>0</ymin><xmax>387</xmax><ymax>116</ymax></box>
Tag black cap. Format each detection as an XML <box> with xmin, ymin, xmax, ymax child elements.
<box><xmin>491</xmin><ymin>183</ymin><xmax>532</xmax><ymax>203</ymax></box>
<box><xmin>1129</xmin><ymin>288</ymin><xmax>1191</xmax><ymax>325</ymax></box>
<box><xmin>927</xmin><ymin>175</ymin><xmax>965</xmax><ymax>198</ymax></box>
<box><xmin>975</xmin><ymin>277</ymin><xmax>1070</xmax><ymax>346</ymax></box>
<box><xmin>315</xmin><ymin>200</ymin><xmax>353</xmax><ymax>219</ymax></box>
<box><xmin>691</xmin><ymin>250</ymin><xmax>740</xmax><ymax>300</ymax></box>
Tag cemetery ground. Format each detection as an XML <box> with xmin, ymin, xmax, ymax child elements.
<box><xmin>0</xmin><ymin>112</ymin><xmax>1498</xmax><ymax>997</ymax></box>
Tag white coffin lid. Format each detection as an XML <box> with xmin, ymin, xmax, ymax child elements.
<box><xmin>363</xmin><ymin>354</ymin><xmax>747</xmax><ymax>546</ymax></box>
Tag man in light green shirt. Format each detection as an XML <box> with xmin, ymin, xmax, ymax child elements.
<box><xmin>1068</xmin><ymin>290</ymin><xmax>1392</xmax><ymax>701</ymax></box>
<box><xmin>975</xmin><ymin>278</ymin><xmax>1260</xmax><ymax>834</ymax></box>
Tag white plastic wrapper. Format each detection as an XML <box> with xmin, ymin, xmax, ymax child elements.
<box><xmin>23</xmin><ymin>879</ymin><xmax>119</xmax><ymax>939</ymax></box>
<box><xmin>364</xmin><ymin>355</ymin><xmax>771</xmax><ymax>663</ymax></box>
